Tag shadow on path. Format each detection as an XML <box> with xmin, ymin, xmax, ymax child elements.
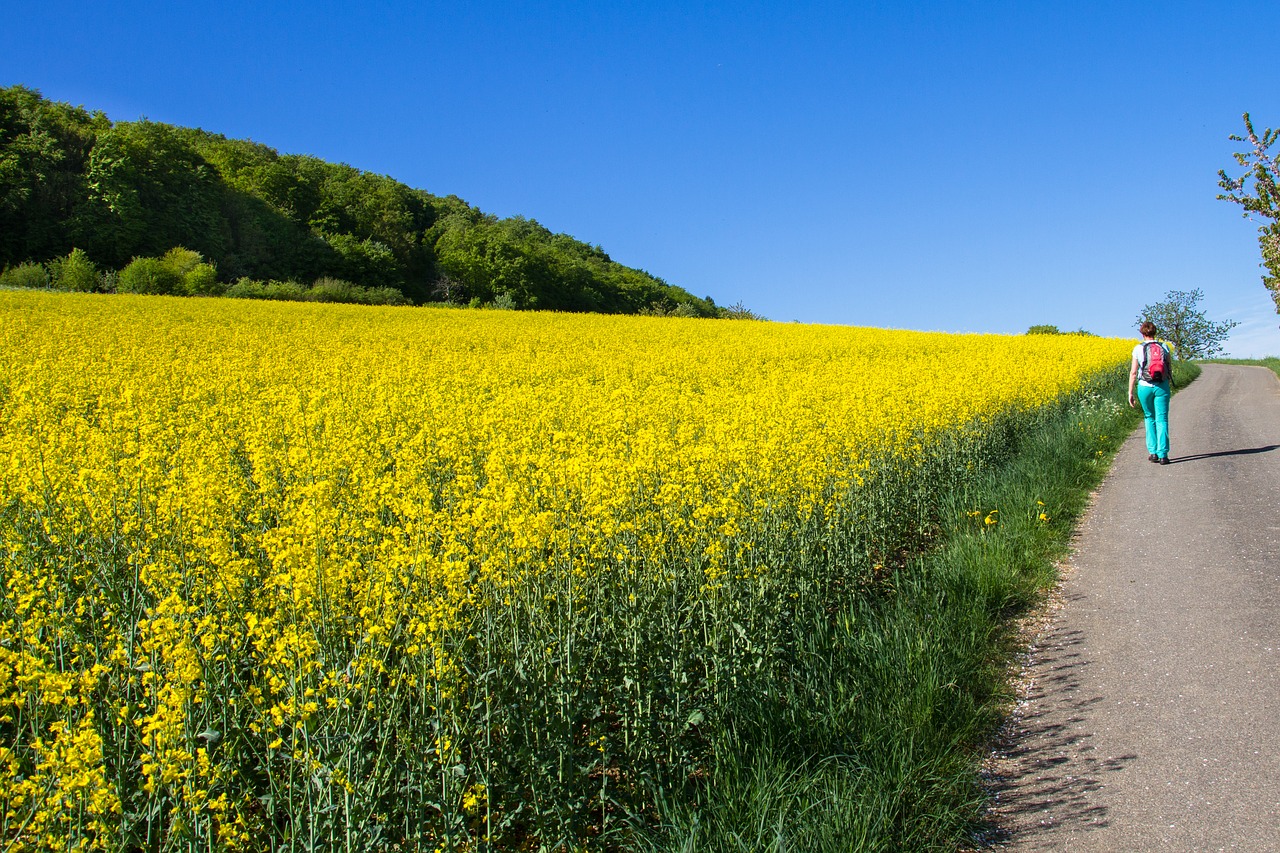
<box><xmin>1169</xmin><ymin>444</ymin><xmax>1279</xmax><ymax>464</ymax></box>
<box><xmin>978</xmin><ymin>594</ymin><xmax>1138</xmax><ymax>845</ymax></box>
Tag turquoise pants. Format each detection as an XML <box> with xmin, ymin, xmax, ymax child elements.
<box><xmin>1136</xmin><ymin>382</ymin><xmax>1170</xmax><ymax>458</ymax></box>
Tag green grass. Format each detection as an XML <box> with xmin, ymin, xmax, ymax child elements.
<box><xmin>1202</xmin><ymin>356</ymin><xmax>1280</xmax><ymax>379</ymax></box>
<box><xmin>637</xmin><ymin>364</ymin><xmax>1200</xmax><ymax>852</ymax></box>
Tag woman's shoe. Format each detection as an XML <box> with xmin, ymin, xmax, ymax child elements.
<box><xmin>1159</xmin><ymin>457</ymin><xmax>1169</xmax><ymax>465</ymax></box>
<box><xmin>1149</xmin><ymin>454</ymin><xmax>1159</xmax><ymax>462</ymax></box>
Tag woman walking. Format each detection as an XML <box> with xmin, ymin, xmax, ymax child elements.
<box><xmin>1128</xmin><ymin>321</ymin><xmax>1174</xmax><ymax>464</ymax></box>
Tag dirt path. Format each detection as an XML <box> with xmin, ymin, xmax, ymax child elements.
<box><xmin>984</xmin><ymin>364</ymin><xmax>1280</xmax><ymax>851</ymax></box>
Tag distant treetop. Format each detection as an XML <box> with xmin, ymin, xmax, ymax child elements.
<box><xmin>1026</xmin><ymin>324</ymin><xmax>1094</xmax><ymax>336</ymax></box>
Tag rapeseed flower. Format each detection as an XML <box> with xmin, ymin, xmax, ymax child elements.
<box><xmin>0</xmin><ymin>291</ymin><xmax>1132</xmax><ymax>848</ymax></box>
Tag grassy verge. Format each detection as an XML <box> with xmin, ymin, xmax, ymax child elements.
<box><xmin>1202</xmin><ymin>356</ymin><xmax>1280</xmax><ymax>379</ymax></box>
<box><xmin>638</xmin><ymin>362</ymin><xmax>1199</xmax><ymax>851</ymax></box>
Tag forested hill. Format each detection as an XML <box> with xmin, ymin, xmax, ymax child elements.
<box><xmin>0</xmin><ymin>85</ymin><xmax>726</xmax><ymax>316</ymax></box>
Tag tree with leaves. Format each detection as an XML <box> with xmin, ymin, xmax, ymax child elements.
<box><xmin>1026</xmin><ymin>325</ymin><xmax>1094</xmax><ymax>336</ymax></box>
<box><xmin>720</xmin><ymin>301</ymin><xmax>766</xmax><ymax>320</ymax></box>
<box><xmin>0</xmin><ymin>86</ymin><xmax>105</xmax><ymax>264</ymax></box>
<box><xmin>1218</xmin><ymin>113</ymin><xmax>1280</xmax><ymax>313</ymax></box>
<box><xmin>1136</xmin><ymin>288</ymin><xmax>1238</xmax><ymax>359</ymax></box>
<box><xmin>0</xmin><ymin>86</ymin><xmax>725</xmax><ymax>315</ymax></box>
<box><xmin>48</xmin><ymin>247</ymin><xmax>98</xmax><ymax>291</ymax></box>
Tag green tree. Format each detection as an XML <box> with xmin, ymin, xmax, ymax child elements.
<box><xmin>1026</xmin><ymin>324</ymin><xmax>1094</xmax><ymax>336</ymax></box>
<box><xmin>325</xmin><ymin>233</ymin><xmax>400</xmax><ymax>290</ymax></box>
<box><xmin>117</xmin><ymin>256</ymin><xmax>182</xmax><ymax>295</ymax></box>
<box><xmin>183</xmin><ymin>263</ymin><xmax>220</xmax><ymax>296</ymax></box>
<box><xmin>1218</xmin><ymin>113</ymin><xmax>1280</xmax><ymax>313</ymax></box>
<box><xmin>160</xmin><ymin>246</ymin><xmax>202</xmax><ymax>272</ymax></box>
<box><xmin>159</xmin><ymin>247</ymin><xmax>220</xmax><ymax>295</ymax></box>
<box><xmin>0</xmin><ymin>261</ymin><xmax>50</xmax><ymax>289</ymax></box>
<box><xmin>1135</xmin><ymin>289</ymin><xmax>1238</xmax><ymax>359</ymax></box>
<box><xmin>0</xmin><ymin>86</ymin><xmax>105</xmax><ymax>266</ymax></box>
<box><xmin>721</xmin><ymin>301</ymin><xmax>766</xmax><ymax>320</ymax></box>
<box><xmin>48</xmin><ymin>247</ymin><xmax>98</xmax><ymax>291</ymax></box>
<box><xmin>74</xmin><ymin>121</ymin><xmax>229</xmax><ymax>268</ymax></box>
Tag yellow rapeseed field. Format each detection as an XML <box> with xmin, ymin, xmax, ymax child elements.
<box><xmin>0</xmin><ymin>291</ymin><xmax>1131</xmax><ymax>850</ymax></box>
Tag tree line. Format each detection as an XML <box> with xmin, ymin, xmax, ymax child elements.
<box><xmin>0</xmin><ymin>85</ymin><xmax>756</xmax><ymax>317</ymax></box>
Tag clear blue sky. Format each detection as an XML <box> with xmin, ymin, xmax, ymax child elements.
<box><xmin>6</xmin><ymin>0</ymin><xmax>1279</xmax><ymax>355</ymax></box>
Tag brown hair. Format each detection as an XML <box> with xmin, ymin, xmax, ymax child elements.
<box><xmin>1139</xmin><ymin>321</ymin><xmax>1157</xmax><ymax>338</ymax></box>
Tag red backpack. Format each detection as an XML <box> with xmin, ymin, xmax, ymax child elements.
<box><xmin>1141</xmin><ymin>341</ymin><xmax>1167</xmax><ymax>383</ymax></box>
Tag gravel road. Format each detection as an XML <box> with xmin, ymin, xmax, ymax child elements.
<box><xmin>984</xmin><ymin>363</ymin><xmax>1280</xmax><ymax>852</ymax></box>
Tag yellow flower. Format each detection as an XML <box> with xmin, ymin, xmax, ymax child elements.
<box><xmin>0</xmin><ymin>290</ymin><xmax>1132</xmax><ymax>844</ymax></box>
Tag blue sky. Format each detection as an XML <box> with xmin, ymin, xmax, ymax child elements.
<box><xmin>6</xmin><ymin>1</ymin><xmax>1279</xmax><ymax>354</ymax></box>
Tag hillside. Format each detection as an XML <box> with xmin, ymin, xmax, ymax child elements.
<box><xmin>0</xmin><ymin>85</ymin><xmax>724</xmax><ymax>315</ymax></box>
